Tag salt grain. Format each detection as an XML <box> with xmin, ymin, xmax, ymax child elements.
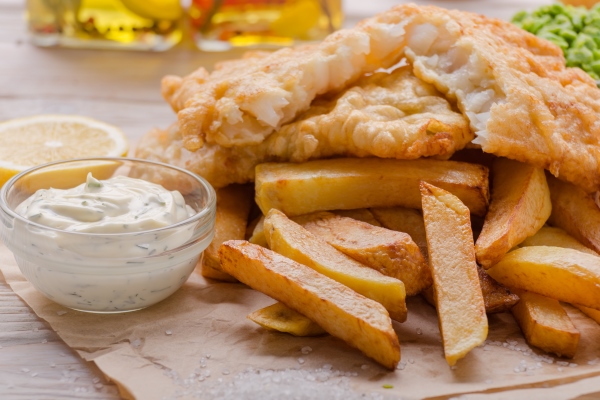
<box><xmin>131</xmin><ymin>339</ymin><xmax>142</xmax><ymax>348</ymax></box>
<box><xmin>165</xmin><ymin>330</ymin><xmax>173</xmax><ymax>336</ymax></box>
<box><xmin>94</xmin><ymin>383</ymin><xmax>104</xmax><ymax>390</ymax></box>
<box><xmin>397</xmin><ymin>361</ymin><xmax>407</xmax><ymax>371</ymax></box>
<box><xmin>56</xmin><ymin>310</ymin><xmax>67</xmax><ymax>316</ymax></box>
<box><xmin>361</xmin><ymin>364</ymin><xmax>369</xmax><ymax>370</ymax></box>
<box><xmin>41</xmin><ymin>339</ymin><xmax>47</xmax><ymax>344</ymax></box>
<box><xmin>301</xmin><ymin>346</ymin><xmax>312</xmax><ymax>355</ymax></box>
<box><xmin>222</xmin><ymin>370</ymin><xmax>230</xmax><ymax>375</ymax></box>
<box><xmin>558</xmin><ymin>367</ymin><xmax>564</xmax><ymax>372</ymax></box>
<box><xmin>589</xmin><ymin>358</ymin><xmax>600</xmax><ymax>365</ymax></box>
<box><xmin>49</xmin><ymin>363</ymin><xmax>56</xmax><ymax>368</ymax></box>
<box><xmin>569</xmin><ymin>363</ymin><xmax>578</xmax><ymax>368</ymax></box>
<box><xmin>21</xmin><ymin>368</ymin><xmax>30</xmax><ymax>373</ymax></box>
<box><xmin>31</xmin><ymin>372</ymin><xmax>38</xmax><ymax>377</ymax></box>
<box><xmin>297</xmin><ymin>358</ymin><xmax>305</xmax><ymax>365</ymax></box>
<box><xmin>416</xmin><ymin>328</ymin><xmax>423</xmax><ymax>335</ymax></box>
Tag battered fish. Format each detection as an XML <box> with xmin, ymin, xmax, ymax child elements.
<box><xmin>395</xmin><ymin>5</ymin><xmax>600</xmax><ymax>192</ymax></box>
<box><xmin>167</xmin><ymin>4</ymin><xmax>600</xmax><ymax>192</ymax></box>
<box><xmin>162</xmin><ymin>12</ymin><xmax>410</xmax><ymax>150</ymax></box>
<box><xmin>139</xmin><ymin>66</ymin><xmax>472</xmax><ymax>188</ymax></box>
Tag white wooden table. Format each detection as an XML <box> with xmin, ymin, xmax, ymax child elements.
<box><xmin>0</xmin><ymin>1</ymin><xmax>551</xmax><ymax>398</ymax></box>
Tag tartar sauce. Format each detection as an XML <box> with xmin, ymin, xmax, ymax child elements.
<box><xmin>16</xmin><ymin>173</ymin><xmax>195</xmax><ymax>233</ymax></box>
<box><xmin>11</xmin><ymin>173</ymin><xmax>211</xmax><ymax>313</ymax></box>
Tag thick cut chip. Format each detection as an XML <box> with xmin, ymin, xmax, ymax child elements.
<box><xmin>139</xmin><ymin>66</ymin><xmax>471</xmax><ymax>189</ymax></box>
<box><xmin>247</xmin><ymin>302</ymin><xmax>326</xmax><ymax>337</ymax></box>
<box><xmin>219</xmin><ymin>240</ymin><xmax>401</xmax><ymax>369</ymax></box>
<box><xmin>420</xmin><ymin>182</ymin><xmax>488</xmax><ymax>366</ymax></box>
<box><xmin>331</xmin><ymin>209</ymin><xmax>381</xmax><ymax>226</ymax></box>
<box><xmin>547</xmin><ymin>175</ymin><xmax>600</xmax><ymax>254</ymax></box>
<box><xmin>487</xmin><ymin>246</ymin><xmax>600</xmax><ymax>310</ymax></box>
<box><xmin>264</xmin><ymin>209</ymin><xmax>407</xmax><ymax>322</ymax></box>
<box><xmin>293</xmin><ymin>211</ymin><xmax>431</xmax><ymax>296</ymax></box>
<box><xmin>422</xmin><ymin>266</ymin><xmax>519</xmax><ymax>314</ymax></box>
<box><xmin>575</xmin><ymin>305</ymin><xmax>600</xmax><ymax>325</ymax></box>
<box><xmin>519</xmin><ymin>226</ymin><xmax>598</xmax><ymax>256</ymax></box>
<box><xmin>371</xmin><ymin>207</ymin><xmax>429</xmax><ymax>260</ymax></box>
<box><xmin>248</xmin><ymin>215</ymin><xmax>268</xmax><ymax>248</ymax></box>
<box><xmin>475</xmin><ymin>158</ymin><xmax>551</xmax><ymax>269</ymax></box>
<box><xmin>255</xmin><ymin>158</ymin><xmax>489</xmax><ymax>217</ymax></box>
<box><xmin>201</xmin><ymin>185</ymin><xmax>254</xmax><ymax>282</ymax></box>
<box><xmin>511</xmin><ymin>289</ymin><xmax>579</xmax><ymax>358</ymax></box>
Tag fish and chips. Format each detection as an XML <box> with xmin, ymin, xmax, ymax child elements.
<box><xmin>136</xmin><ymin>4</ymin><xmax>600</xmax><ymax>368</ymax></box>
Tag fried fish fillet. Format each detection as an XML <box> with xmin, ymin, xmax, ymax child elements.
<box><xmin>166</xmin><ymin>4</ymin><xmax>600</xmax><ymax>192</ymax></box>
<box><xmin>163</xmin><ymin>11</ymin><xmax>411</xmax><ymax>150</ymax></box>
<box><xmin>139</xmin><ymin>66</ymin><xmax>472</xmax><ymax>188</ymax></box>
<box><xmin>394</xmin><ymin>5</ymin><xmax>600</xmax><ymax>192</ymax></box>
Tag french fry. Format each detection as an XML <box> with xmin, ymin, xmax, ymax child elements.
<box><xmin>219</xmin><ymin>240</ymin><xmax>401</xmax><ymax>369</ymax></box>
<box><xmin>487</xmin><ymin>246</ymin><xmax>600</xmax><ymax>310</ymax></box>
<box><xmin>201</xmin><ymin>184</ymin><xmax>254</xmax><ymax>282</ymax></box>
<box><xmin>371</xmin><ymin>207</ymin><xmax>429</xmax><ymax>261</ymax></box>
<box><xmin>547</xmin><ymin>175</ymin><xmax>600</xmax><ymax>254</ymax></box>
<box><xmin>248</xmin><ymin>215</ymin><xmax>268</xmax><ymax>248</ymax></box>
<box><xmin>255</xmin><ymin>158</ymin><xmax>490</xmax><ymax>217</ymax></box>
<box><xmin>421</xmin><ymin>267</ymin><xmax>519</xmax><ymax>314</ymax></box>
<box><xmin>420</xmin><ymin>182</ymin><xmax>488</xmax><ymax>366</ymax></box>
<box><xmin>264</xmin><ymin>209</ymin><xmax>408</xmax><ymax>322</ymax></box>
<box><xmin>510</xmin><ymin>289</ymin><xmax>579</xmax><ymax>358</ymax></box>
<box><xmin>371</xmin><ymin>207</ymin><xmax>429</xmax><ymax>260</ymax></box>
<box><xmin>519</xmin><ymin>226</ymin><xmax>598</xmax><ymax>256</ymax></box>
<box><xmin>575</xmin><ymin>304</ymin><xmax>600</xmax><ymax>325</ymax></box>
<box><xmin>331</xmin><ymin>209</ymin><xmax>382</xmax><ymax>226</ymax></box>
<box><xmin>247</xmin><ymin>302</ymin><xmax>326</xmax><ymax>337</ymax></box>
<box><xmin>475</xmin><ymin>158</ymin><xmax>551</xmax><ymax>269</ymax></box>
<box><xmin>293</xmin><ymin>211</ymin><xmax>431</xmax><ymax>296</ymax></box>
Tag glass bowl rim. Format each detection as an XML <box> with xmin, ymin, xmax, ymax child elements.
<box><xmin>0</xmin><ymin>156</ymin><xmax>217</xmax><ymax>238</ymax></box>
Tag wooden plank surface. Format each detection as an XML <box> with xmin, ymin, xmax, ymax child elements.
<box><xmin>0</xmin><ymin>0</ymin><xmax>550</xmax><ymax>398</ymax></box>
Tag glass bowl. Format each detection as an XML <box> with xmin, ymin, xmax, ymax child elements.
<box><xmin>0</xmin><ymin>158</ymin><xmax>216</xmax><ymax>313</ymax></box>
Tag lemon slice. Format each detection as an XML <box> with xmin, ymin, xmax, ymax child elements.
<box><xmin>0</xmin><ymin>115</ymin><xmax>129</xmax><ymax>187</ymax></box>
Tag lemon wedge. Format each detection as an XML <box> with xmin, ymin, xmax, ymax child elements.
<box><xmin>120</xmin><ymin>0</ymin><xmax>183</xmax><ymax>21</ymax></box>
<box><xmin>0</xmin><ymin>115</ymin><xmax>129</xmax><ymax>187</ymax></box>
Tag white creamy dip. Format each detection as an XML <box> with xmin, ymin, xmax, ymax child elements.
<box><xmin>16</xmin><ymin>173</ymin><xmax>195</xmax><ymax>233</ymax></box>
<box><xmin>10</xmin><ymin>174</ymin><xmax>211</xmax><ymax>313</ymax></box>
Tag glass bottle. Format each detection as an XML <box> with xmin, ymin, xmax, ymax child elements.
<box><xmin>189</xmin><ymin>0</ymin><xmax>343</xmax><ymax>51</ymax></box>
<box><xmin>26</xmin><ymin>0</ymin><xmax>183</xmax><ymax>51</ymax></box>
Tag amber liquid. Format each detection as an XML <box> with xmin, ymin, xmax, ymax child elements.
<box><xmin>190</xmin><ymin>0</ymin><xmax>343</xmax><ymax>51</ymax></box>
<box><xmin>26</xmin><ymin>0</ymin><xmax>183</xmax><ymax>51</ymax></box>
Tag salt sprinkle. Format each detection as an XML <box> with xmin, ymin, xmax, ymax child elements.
<box><xmin>397</xmin><ymin>361</ymin><xmax>407</xmax><ymax>371</ymax></box>
<box><xmin>416</xmin><ymin>328</ymin><xmax>423</xmax><ymax>335</ymax></box>
<box><xmin>569</xmin><ymin>363</ymin><xmax>578</xmax><ymax>368</ymax></box>
<box><xmin>56</xmin><ymin>310</ymin><xmax>67</xmax><ymax>316</ymax></box>
<box><xmin>21</xmin><ymin>368</ymin><xmax>30</xmax><ymax>373</ymax></box>
<box><xmin>301</xmin><ymin>346</ymin><xmax>312</xmax><ymax>355</ymax></box>
<box><xmin>31</xmin><ymin>372</ymin><xmax>38</xmax><ymax>377</ymax></box>
<box><xmin>205</xmin><ymin>354</ymin><xmax>211</xmax><ymax>359</ymax></box>
<box><xmin>161</xmin><ymin>367</ymin><xmax>392</xmax><ymax>400</ymax></box>
<box><xmin>131</xmin><ymin>339</ymin><xmax>142</xmax><ymax>348</ymax></box>
<box><xmin>297</xmin><ymin>358</ymin><xmax>305</xmax><ymax>365</ymax></box>
<box><xmin>49</xmin><ymin>363</ymin><xmax>56</xmax><ymax>368</ymax></box>
<box><xmin>94</xmin><ymin>383</ymin><xmax>104</xmax><ymax>390</ymax></box>
<box><xmin>408</xmin><ymin>359</ymin><xmax>415</xmax><ymax>364</ymax></box>
<box><xmin>33</xmin><ymin>328</ymin><xmax>39</xmax><ymax>332</ymax></box>
<box><xmin>222</xmin><ymin>370</ymin><xmax>230</xmax><ymax>375</ymax></box>
<box><xmin>589</xmin><ymin>358</ymin><xmax>600</xmax><ymax>365</ymax></box>
<box><xmin>361</xmin><ymin>364</ymin><xmax>369</xmax><ymax>370</ymax></box>
<box><xmin>557</xmin><ymin>367</ymin><xmax>564</xmax><ymax>372</ymax></box>
<box><xmin>42</xmin><ymin>339</ymin><xmax>47</xmax><ymax>344</ymax></box>
<box><xmin>556</xmin><ymin>361</ymin><xmax>569</xmax><ymax>367</ymax></box>
<box><xmin>165</xmin><ymin>330</ymin><xmax>173</xmax><ymax>336</ymax></box>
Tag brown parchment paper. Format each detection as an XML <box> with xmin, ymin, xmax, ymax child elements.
<box><xmin>4</xmin><ymin>241</ymin><xmax>600</xmax><ymax>400</ymax></box>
